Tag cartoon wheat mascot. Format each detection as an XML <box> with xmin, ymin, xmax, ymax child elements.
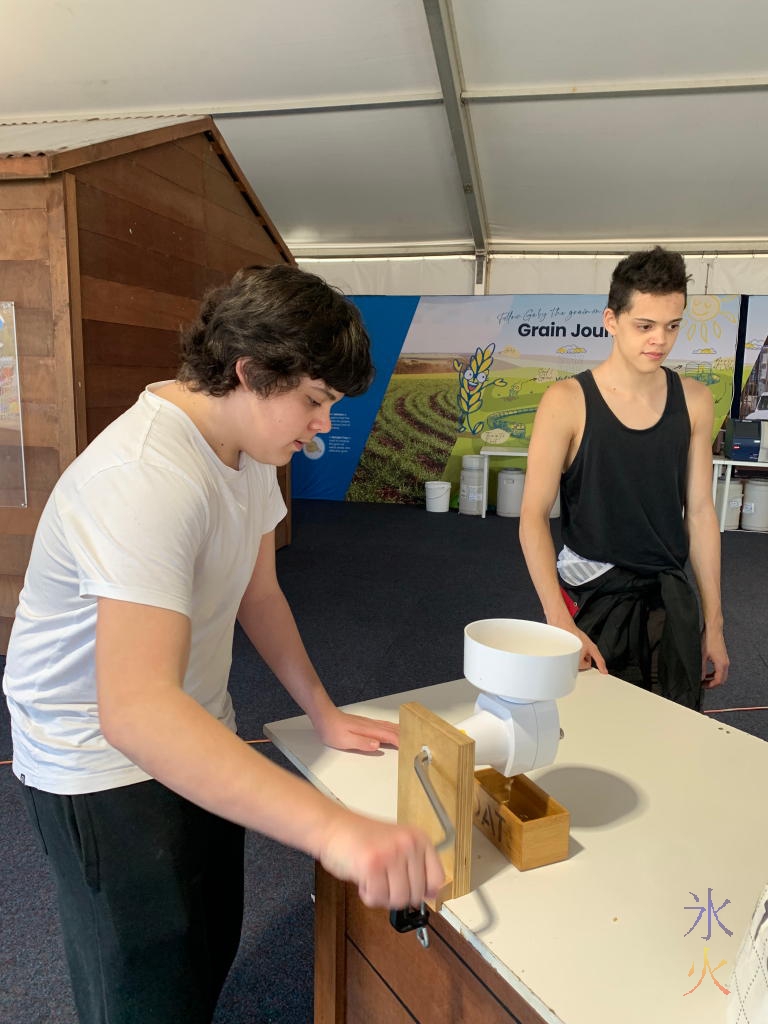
<box><xmin>454</xmin><ymin>342</ymin><xmax>504</xmax><ymax>434</ymax></box>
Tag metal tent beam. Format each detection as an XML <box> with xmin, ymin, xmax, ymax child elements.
<box><xmin>422</xmin><ymin>0</ymin><xmax>488</xmax><ymax>292</ymax></box>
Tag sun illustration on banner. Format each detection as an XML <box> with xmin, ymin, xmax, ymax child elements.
<box><xmin>683</xmin><ymin>296</ymin><xmax>737</xmax><ymax>345</ymax></box>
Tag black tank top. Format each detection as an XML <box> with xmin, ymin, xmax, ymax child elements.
<box><xmin>560</xmin><ymin>367</ymin><xmax>691</xmax><ymax>574</ymax></box>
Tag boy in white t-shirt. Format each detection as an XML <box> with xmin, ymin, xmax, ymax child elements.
<box><xmin>3</xmin><ymin>265</ymin><xmax>443</xmax><ymax>1024</ymax></box>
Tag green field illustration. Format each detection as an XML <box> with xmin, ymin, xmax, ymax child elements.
<box><xmin>347</xmin><ymin>361</ymin><xmax>734</xmax><ymax>506</ymax></box>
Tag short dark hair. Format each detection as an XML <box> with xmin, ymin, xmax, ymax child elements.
<box><xmin>177</xmin><ymin>264</ymin><xmax>374</xmax><ymax>398</ymax></box>
<box><xmin>607</xmin><ymin>246</ymin><xmax>691</xmax><ymax>315</ymax></box>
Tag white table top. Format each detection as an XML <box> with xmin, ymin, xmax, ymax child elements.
<box><xmin>480</xmin><ymin>446</ymin><xmax>529</xmax><ymax>457</ymax></box>
<box><xmin>265</xmin><ymin>672</ymin><xmax>768</xmax><ymax>1024</ymax></box>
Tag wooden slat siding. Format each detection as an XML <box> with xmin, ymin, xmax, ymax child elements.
<box><xmin>206</xmin><ymin>125</ymin><xmax>293</xmax><ymax>265</ymax></box>
<box><xmin>0</xmin><ymin>156</ymin><xmax>50</xmax><ymax>180</ymax></box>
<box><xmin>203</xmin><ymin>200</ymin><xmax>282</xmax><ymax>264</ymax></box>
<box><xmin>78</xmin><ymin>230</ymin><xmax>224</xmax><ymax>301</ymax></box>
<box><xmin>0</xmin><ymin>575</ymin><xmax>26</xmax><ymax>617</ymax></box>
<box><xmin>85</xmin><ymin>407</ymin><xmax>133</xmax><ymax>440</ymax></box>
<box><xmin>46</xmin><ymin>181</ymin><xmax>78</xmax><ymax>473</ymax></box>
<box><xmin>0</xmin><ymin>209</ymin><xmax>49</xmax><ymax>261</ymax></box>
<box><xmin>15</xmin><ymin>445</ymin><xmax>59</xmax><ymax>491</ymax></box>
<box><xmin>0</xmin><ymin>617</ymin><xmax>14</xmax><ymax>651</ymax></box>
<box><xmin>14</xmin><ymin>308</ymin><xmax>54</xmax><ymax>358</ymax></box>
<box><xmin>63</xmin><ymin>174</ymin><xmax>88</xmax><ymax>453</ymax></box>
<box><xmin>80</xmin><ymin>276</ymin><xmax>199</xmax><ymax>332</ymax></box>
<box><xmin>0</xmin><ymin>535</ymin><xmax>34</xmax><ymax>575</ymax></box>
<box><xmin>17</xmin><ymin>356</ymin><xmax>57</xmax><ymax>404</ymax></box>
<box><xmin>75</xmin><ymin>179</ymin><xmax>208</xmax><ymax>265</ymax></box>
<box><xmin>0</xmin><ymin>501</ymin><xmax>46</xmax><ymax>536</ymax></box>
<box><xmin>0</xmin><ymin>260</ymin><xmax>52</xmax><ymax>308</ymax></box>
<box><xmin>76</xmin><ymin>155</ymin><xmax>207</xmax><ymax>233</ymax></box>
<box><xmin>133</xmin><ymin>141</ymin><xmax>206</xmax><ymax>197</ymax></box>
<box><xmin>0</xmin><ymin>178</ymin><xmax>77</xmax><ymax>653</ymax></box>
<box><xmin>84</xmin><ymin>366</ymin><xmax>176</xmax><ymax>409</ymax></box>
<box><xmin>0</xmin><ymin>181</ymin><xmax>52</xmax><ymax>210</ymax></box>
<box><xmin>174</xmin><ymin>132</ymin><xmax>222</xmax><ymax>169</ymax></box>
<box><xmin>82</xmin><ymin>321</ymin><xmax>182</xmax><ymax>368</ymax></box>
<box><xmin>24</xmin><ymin>449</ymin><xmax>59</xmax><ymax>490</ymax></box>
<box><xmin>19</xmin><ymin>403</ymin><xmax>59</xmax><ymax>447</ymax></box>
<box><xmin>202</xmin><ymin>159</ymin><xmax>256</xmax><ymax>218</ymax></box>
<box><xmin>46</xmin><ymin>118</ymin><xmax>214</xmax><ymax>176</ymax></box>
<box><xmin>205</xmin><ymin>234</ymin><xmax>282</xmax><ymax>276</ymax></box>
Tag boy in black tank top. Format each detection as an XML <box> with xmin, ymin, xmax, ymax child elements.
<box><xmin>519</xmin><ymin>247</ymin><xmax>728</xmax><ymax>709</ymax></box>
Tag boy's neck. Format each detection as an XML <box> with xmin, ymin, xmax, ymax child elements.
<box><xmin>594</xmin><ymin>353</ymin><xmax>666</xmax><ymax>396</ymax></box>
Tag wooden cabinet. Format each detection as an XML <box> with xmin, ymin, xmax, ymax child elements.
<box><xmin>314</xmin><ymin>865</ymin><xmax>547</xmax><ymax>1024</ymax></box>
<box><xmin>0</xmin><ymin>117</ymin><xmax>293</xmax><ymax>651</ymax></box>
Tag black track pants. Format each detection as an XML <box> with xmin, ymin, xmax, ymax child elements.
<box><xmin>20</xmin><ymin>778</ymin><xmax>245</xmax><ymax>1024</ymax></box>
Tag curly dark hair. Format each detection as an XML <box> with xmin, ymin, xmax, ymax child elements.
<box><xmin>177</xmin><ymin>264</ymin><xmax>374</xmax><ymax>397</ymax></box>
<box><xmin>607</xmin><ymin>247</ymin><xmax>691</xmax><ymax>315</ymax></box>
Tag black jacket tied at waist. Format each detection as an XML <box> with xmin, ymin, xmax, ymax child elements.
<box><xmin>565</xmin><ymin>567</ymin><xmax>702</xmax><ymax>710</ymax></box>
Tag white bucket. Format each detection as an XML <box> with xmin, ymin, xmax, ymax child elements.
<box><xmin>740</xmin><ymin>478</ymin><xmax>768</xmax><ymax>532</ymax></box>
<box><xmin>496</xmin><ymin>469</ymin><xmax>525</xmax><ymax>517</ymax></box>
<box><xmin>459</xmin><ymin>454</ymin><xmax>484</xmax><ymax>515</ymax></box>
<box><xmin>424</xmin><ymin>480</ymin><xmax>450</xmax><ymax>512</ymax></box>
<box><xmin>716</xmin><ymin>477</ymin><xmax>743</xmax><ymax>531</ymax></box>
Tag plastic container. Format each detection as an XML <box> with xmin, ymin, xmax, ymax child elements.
<box><xmin>463</xmin><ymin>618</ymin><xmax>581</xmax><ymax>701</ymax></box>
<box><xmin>424</xmin><ymin>480</ymin><xmax>450</xmax><ymax>512</ymax></box>
<box><xmin>716</xmin><ymin>477</ymin><xmax>743</xmax><ymax>531</ymax></box>
<box><xmin>740</xmin><ymin>478</ymin><xmax>768</xmax><ymax>532</ymax></box>
<box><xmin>496</xmin><ymin>469</ymin><xmax>525</xmax><ymax>517</ymax></box>
<box><xmin>459</xmin><ymin>455</ymin><xmax>484</xmax><ymax>516</ymax></box>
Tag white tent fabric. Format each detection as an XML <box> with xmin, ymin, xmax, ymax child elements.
<box><xmin>300</xmin><ymin>255</ymin><xmax>768</xmax><ymax>297</ymax></box>
<box><xmin>5</xmin><ymin>0</ymin><xmax>768</xmax><ymax>295</ymax></box>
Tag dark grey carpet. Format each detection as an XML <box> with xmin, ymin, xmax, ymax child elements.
<box><xmin>1</xmin><ymin>499</ymin><xmax>766</xmax><ymax>1023</ymax></box>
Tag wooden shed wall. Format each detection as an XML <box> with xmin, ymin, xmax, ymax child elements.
<box><xmin>0</xmin><ymin>178</ymin><xmax>78</xmax><ymax>650</ymax></box>
<box><xmin>70</xmin><ymin>131</ymin><xmax>289</xmax><ymax>441</ymax></box>
<box><xmin>0</xmin><ymin>129</ymin><xmax>292</xmax><ymax>652</ymax></box>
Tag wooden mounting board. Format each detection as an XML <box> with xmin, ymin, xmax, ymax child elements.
<box><xmin>397</xmin><ymin>701</ymin><xmax>475</xmax><ymax>906</ymax></box>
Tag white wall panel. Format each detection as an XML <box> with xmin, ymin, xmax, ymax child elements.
<box><xmin>297</xmin><ymin>256</ymin><xmax>476</xmax><ymax>295</ymax></box>
<box><xmin>301</xmin><ymin>254</ymin><xmax>768</xmax><ymax>298</ymax></box>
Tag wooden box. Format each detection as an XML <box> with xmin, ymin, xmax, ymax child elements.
<box><xmin>473</xmin><ymin>767</ymin><xmax>570</xmax><ymax>870</ymax></box>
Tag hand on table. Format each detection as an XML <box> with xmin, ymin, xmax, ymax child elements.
<box><xmin>314</xmin><ymin>708</ymin><xmax>399</xmax><ymax>752</ymax></box>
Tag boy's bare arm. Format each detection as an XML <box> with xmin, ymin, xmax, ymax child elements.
<box><xmin>682</xmin><ymin>380</ymin><xmax>729</xmax><ymax>686</ymax></box>
<box><xmin>519</xmin><ymin>381</ymin><xmax>607</xmax><ymax>672</ymax></box>
<box><xmin>95</xmin><ymin>597</ymin><xmax>443</xmax><ymax>909</ymax></box>
<box><xmin>236</xmin><ymin>531</ymin><xmax>399</xmax><ymax>749</ymax></box>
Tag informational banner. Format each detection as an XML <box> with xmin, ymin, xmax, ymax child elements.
<box><xmin>292</xmin><ymin>293</ymin><xmax>741</xmax><ymax>504</ymax></box>
<box><xmin>292</xmin><ymin>296</ymin><xmax>419</xmax><ymax>500</ymax></box>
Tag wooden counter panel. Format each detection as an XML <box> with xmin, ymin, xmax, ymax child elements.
<box><xmin>345</xmin><ymin>941</ymin><xmax>414</xmax><ymax>1024</ymax></box>
<box><xmin>346</xmin><ymin>887</ymin><xmax>543</xmax><ymax>1024</ymax></box>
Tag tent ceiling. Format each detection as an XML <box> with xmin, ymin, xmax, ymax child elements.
<box><xmin>5</xmin><ymin>0</ymin><xmax>768</xmax><ymax>259</ymax></box>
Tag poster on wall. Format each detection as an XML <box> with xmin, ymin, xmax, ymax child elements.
<box><xmin>740</xmin><ymin>296</ymin><xmax>768</xmax><ymax>420</ymax></box>
<box><xmin>292</xmin><ymin>293</ymin><xmax>741</xmax><ymax>505</ymax></box>
<box><xmin>0</xmin><ymin>301</ymin><xmax>27</xmax><ymax>508</ymax></box>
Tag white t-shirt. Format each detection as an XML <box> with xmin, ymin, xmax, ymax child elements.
<box><xmin>3</xmin><ymin>383</ymin><xmax>287</xmax><ymax>795</ymax></box>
